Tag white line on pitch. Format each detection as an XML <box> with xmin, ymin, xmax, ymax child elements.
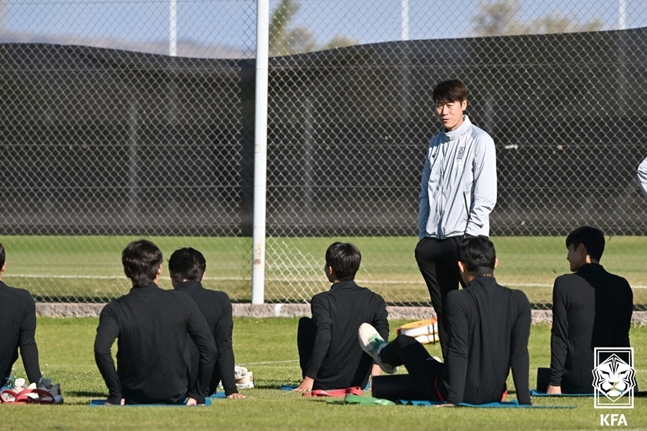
<box><xmin>5</xmin><ymin>274</ymin><xmax>244</xmax><ymax>281</ymax></box>
<box><xmin>238</xmin><ymin>359</ymin><xmax>299</xmax><ymax>366</ymax></box>
<box><xmin>358</xmin><ymin>280</ymin><xmax>647</xmax><ymax>289</ymax></box>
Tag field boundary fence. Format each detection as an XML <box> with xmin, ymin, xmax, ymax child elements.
<box><xmin>2</xmin><ymin>0</ymin><xmax>647</xmax><ymax>310</ymax></box>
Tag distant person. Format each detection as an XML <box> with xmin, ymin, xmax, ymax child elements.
<box><xmin>547</xmin><ymin>226</ymin><xmax>633</xmax><ymax>394</ymax></box>
<box><xmin>94</xmin><ymin>240</ymin><xmax>216</xmax><ymax>405</ymax></box>
<box><xmin>168</xmin><ymin>247</ymin><xmax>245</xmax><ymax>399</ymax></box>
<box><xmin>360</xmin><ymin>236</ymin><xmax>531</xmax><ymax>406</ymax></box>
<box><xmin>637</xmin><ymin>156</ymin><xmax>647</xmax><ymax>199</ymax></box>
<box><xmin>416</xmin><ymin>78</ymin><xmax>497</xmax><ymax>358</ymax></box>
<box><xmin>0</xmin><ymin>243</ymin><xmax>43</xmax><ymax>387</ymax></box>
<box><xmin>294</xmin><ymin>242</ymin><xmax>389</xmax><ymax>392</ymax></box>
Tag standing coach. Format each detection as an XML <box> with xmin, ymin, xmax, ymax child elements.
<box><xmin>416</xmin><ymin>79</ymin><xmax>497</xmax><ymax>358</ymax></box>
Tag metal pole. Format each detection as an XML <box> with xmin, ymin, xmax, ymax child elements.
<box><xmin>128</xmin><ymin>100</ymin><xmax>139</xmax><ymax>226</ymax></box>
<box><xmin>617</xmin><ymin>0</ymin><xmax>627</xmax><ymax>116</ymax></box>
<box><xmin>400</xmin><ymin>0</ymin><xmax>410</xmax><ymax>119</ymax></box>
<box><xmin>169</xmin><ymin>0</ymin><xmax>177</xmax><ymax>56</ymax></box>
<box><xmin>304</xmin><ymin>97</ymin><xmax>313</xmax><ymax>225</ymax></box>
<box><xmin>401</xmin><ymin>0</ymin><xmax>409</xmax><ymax>41</ymax></box>
<box><xmin>252</xmin><ymin>0</ymin><xmax>270</xmax><ymax>304</ymax></box>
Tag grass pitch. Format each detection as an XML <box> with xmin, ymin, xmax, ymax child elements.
<box><xmin>2</xmin><ymin>318</ymin><xmax>647</xmax><ymax>430</ymax></box>
<box><xmin>1</xmin><ymin>235</ymin><xmax>647</xmax><ymax>305</ymax></box>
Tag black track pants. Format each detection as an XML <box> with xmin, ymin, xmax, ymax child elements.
<box><xmin>414</xmin><ymin>236</ymin><xmax>464</xmax><ymax>358</ymax></box>
<box><xmin>380</xmin><ymin>334</ymin><xmax>447</xmax><ymax>401</ymax></box>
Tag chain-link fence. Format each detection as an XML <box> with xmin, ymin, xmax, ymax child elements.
<box><xmin>2</xmin><ymin>0</ymin><xmax>647</xmax><ymax>309</ymax></box>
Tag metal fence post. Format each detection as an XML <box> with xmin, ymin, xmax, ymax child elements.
<box><xmin>252</xmin><ymin>0</ymin><xmax>270</xmax><ymax>304</ymax></box>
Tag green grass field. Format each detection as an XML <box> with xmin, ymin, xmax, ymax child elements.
<box><xmin>3</xmin><ymin>318</ymin><xmax>647</xmax><ymax>430</ymax></box>
<box><xmin>2</xmin><ymin>235</ymin><xmax>647</xmax><ymax>305</ymax></box>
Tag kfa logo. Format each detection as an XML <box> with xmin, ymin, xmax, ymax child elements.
<box><xmin>600</xmin><ymin>414</ymin><xmax>628</xmax><ymax>427</ymax></box>
<box><xmin>593</xmin><ymin>347</ymin><xmax>636</xmax><ymax>409</ymax></box>
<box><xmin>456</xmin><ymin>147</ymin><xmax>465</xmax><ymax>159</ymax></box>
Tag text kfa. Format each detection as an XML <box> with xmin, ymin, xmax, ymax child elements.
<box><xmin>600</xmin><ymin>414</ymin><xmax>628</xmax><ymax>426</ymax></box>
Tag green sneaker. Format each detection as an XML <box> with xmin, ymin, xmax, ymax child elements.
<box><xmin>358</xmin><ymin>323</ymin><xmax>398</xmax><ymax>374</ymax></box>
<box><xmin>342</xmin><ymin>394</ymin><xmax>396</xmax><ymax>406</ymax></box>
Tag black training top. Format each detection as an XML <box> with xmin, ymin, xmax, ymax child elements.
<box><xmin>307</xmin><ymin>280</ymin><xmax>389</xmax><ymax>389</ymax></box>
<box><xmin>94</xmin><ymin>283</ymin><xmax>217</xmax><ymax>405</ymax></box>
<box><xmin>175</xmin><ymin>281</ymin><xmax>238</xmax><ymax>396</ymax></box>
<box><xmin>0</xmin><ymin>281</ymin><xmax>42</xmax><ymax>384</ymax></box>
<box><xmin>444</xmin><ymin>276</ymin><xmax>531</xmax><ymax>405</ymax></box>
<box><xmin>550</xmin><ymin>264</ymin><xmax>633</xmax><ymax>393</ymax></box>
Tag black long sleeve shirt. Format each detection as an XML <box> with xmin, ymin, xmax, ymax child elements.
<box><xmin>94</xmin><ymin>283</ymin><xmax>217</xmax><ymax>404</ymax></box>
<box><xmin>550</xmin><ymin>264</ymin><xmax>633</xmax><ymax>393</ymax></box>
<box><xmin>175</xmin><ymin>281</ymin><xmax>238</xmax><ymax>396</ymax></box>
<box><xmin>443</xmin><ymin>276</ymin><xmax>531</xmax><ymax>405</ymax></box>
<box><xmin>307</xmin><ymin>280</ymin><xmax>389</xmax><ymax>389</ymax></box>
<box><xmin>0</xmin><ymin>281</ymin><xmax>41</xmax><ymax>384</ymax></box>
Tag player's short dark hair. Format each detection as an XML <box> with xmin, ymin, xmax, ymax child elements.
<box><xmin>566</xmin><ymin>226</ymin><xmax>605</xmax><ymax>261</ymax></box>
<box><xmin>458</xmin><ymin>236</ymin><xmax>496</xmax><ymax>277</ymax></box>
<box><xmin>432</xmin><ymin>79</ymin><xmax>469</xmax><ymax>104</ymax></box>
<box><xmin>325</xmin><ymin>242</ymin><xmax>361</xmax><ymax>281</ymax></box>
<box><xmin>168</xmin><ymin>247</ymin><xmax>206</xmax><ymax>285</ymax></box>
<box><xmin>0</xmin><ymin>243</ymin><xmax>5</xmax><ymax>268</ymax></box>
<box><xmin>122</xmin><ymin>239</ymin><xmax>163</xmax><ymax>286</ymax></box>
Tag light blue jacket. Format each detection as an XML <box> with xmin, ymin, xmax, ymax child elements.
<box><xmin>418</xmin><ymin>116</ymin><xmax>497</xmax><ymax>240</ymax></box>
<box><xmin>637</xmin><ymin>156</ymin><xmax>647</xmax><ymax>200</ymax></box>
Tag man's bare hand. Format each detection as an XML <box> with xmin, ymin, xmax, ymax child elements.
<box><xmin>435</xmin><ymin>403</ymin><xmax>455</xmax><ymax>408</ymax></box>
<box><xmin>105</xmin><ymin>398</ymin><xmax>125</xmax><ymax>406</ymax></box>
<box><xmin>546</xmin><ymin>385</ymin><xmax>561</xmax><ymax>395</ymax></box>
<box><xmin>227</xmin><ymin>393</ymin><xmax>247</xmax><ymax>399</ymax></box>
<box><xmin>293</xmin><ymin>377</ymin><xmax>314</xmax><ymax>392</ymax></box>
<box><xmin>186</xmin><ymin>397</ymin><xmax>198</xmax><ymax>405</ymax></box>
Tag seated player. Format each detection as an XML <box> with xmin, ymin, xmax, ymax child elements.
<box><xmin>94</xmin><ymin>240</ymin><xmax>216</xmax><ymax>405</ymax></box>
<box><xmin>547</xmin><ymin>226</ymin><xmax>633</xmax><ymax>394</ymax></box>
<box><xmin>0</xmin><ymin>243</ymin><xmax>43</xmax><ymax>387</ymax></box>
<box><xmin>294</xmin><ymin>242</ymin><xmax>389</xmax><ymax>392</ymax></box>
<box><xmin>168</xmin><ymin>247</ymin><xmax>245</xmax><ymax>399</ymax></box>
<box><xmin>359</xmin><ymin>236</ymin><xmax>531</xmax><ymax>406</ymax></box>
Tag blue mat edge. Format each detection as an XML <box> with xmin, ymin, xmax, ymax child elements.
<box><xmin>89</xmin><ymin>395</ymin><xmax>221</xmax><ymax>406</ymax></box>
<box><xmin>281</xmin><ymin>385</ymin><xmax>298</xmax><ymax>391</ymax></box>
<box><xmin>530</xmin><ymin>390</ymin><xmax>592</xmax><ymax>397</ymax></box>
<box><xmin>397</xmin><ymin>399</ymin><xmax>576</xmax><ymax>409</ymax></box>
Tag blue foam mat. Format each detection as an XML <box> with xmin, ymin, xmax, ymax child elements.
<box><xmin>281</xmin><ymin>384</ymin><xmax>298</xmax><ymax>391</ymax></box>
<box><xmin>397</xmin><ymin>399</ymin><xmax>575</xmax><ymax>409</ymax></box>
<box><xmin>89</xmin><ymin>396</ymin><xmax>216</xmax><ymax>406</ymax></box>
<box><xmin>531</xmin><ymin>389</ymin><xmax>647</xmax><ymax>398</ymax></box>
<box><xmin>530</xmin><ymin>390</ymin><xmax>592</xmax><ymax>397</ymax></box>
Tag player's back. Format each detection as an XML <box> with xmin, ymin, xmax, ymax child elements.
<box><xmin>555</xmin><ymin>264</ymin><xmax>632</xmax><ymax>349</ymax></box>
<box><xmin>311</xmin><ymin>280</ymin><xmax>388</xmax><ymax>389</ymax></box>
<box><xmin>445</xmin><ymin>277</ymin><xmax>531</xmax><ymax>404</ymax></box>
<box><xmin>106</xmin><ymin>284</ymin><xmax>198</xmax><ymax>403</ymax></box>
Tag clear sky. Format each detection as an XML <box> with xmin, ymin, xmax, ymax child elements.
<box><xmin>3</xmin><ymin>0</ymin><xmax>646</xmax><ymax>57</ymax></box>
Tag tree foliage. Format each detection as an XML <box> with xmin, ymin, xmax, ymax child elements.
<box><xmin>269</xmin><ymin>0</ymin><xmax>357</xmax><ymax>56</ymax></box>
<box><xmin>472</xmin><ymin>0</ymin><xmax>603</xmax><ymax>37</ymax></box>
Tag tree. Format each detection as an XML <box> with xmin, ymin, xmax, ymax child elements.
<box><xmin>523</xmin><ymin>14</ymin><xmax>603</xmax><ymax>35</ymax></box>
<box><xmin>269</xmin><ymin>0</ymin><xmax>357</xmax><ymax>57</ymax></box>
<box><xmin>472</xmin><ymin>0</ymin><xmax>522</xmax><ymax>37</ymax></box>
<box><xmin>320</xmin><ymin>36</ymin><xmax>358</xmax><ymax>51</ymax></box>
<box><xmin>472</xmin><ymin>0</ymin><xmax>603</xmax><ymax>37</ymax></box>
